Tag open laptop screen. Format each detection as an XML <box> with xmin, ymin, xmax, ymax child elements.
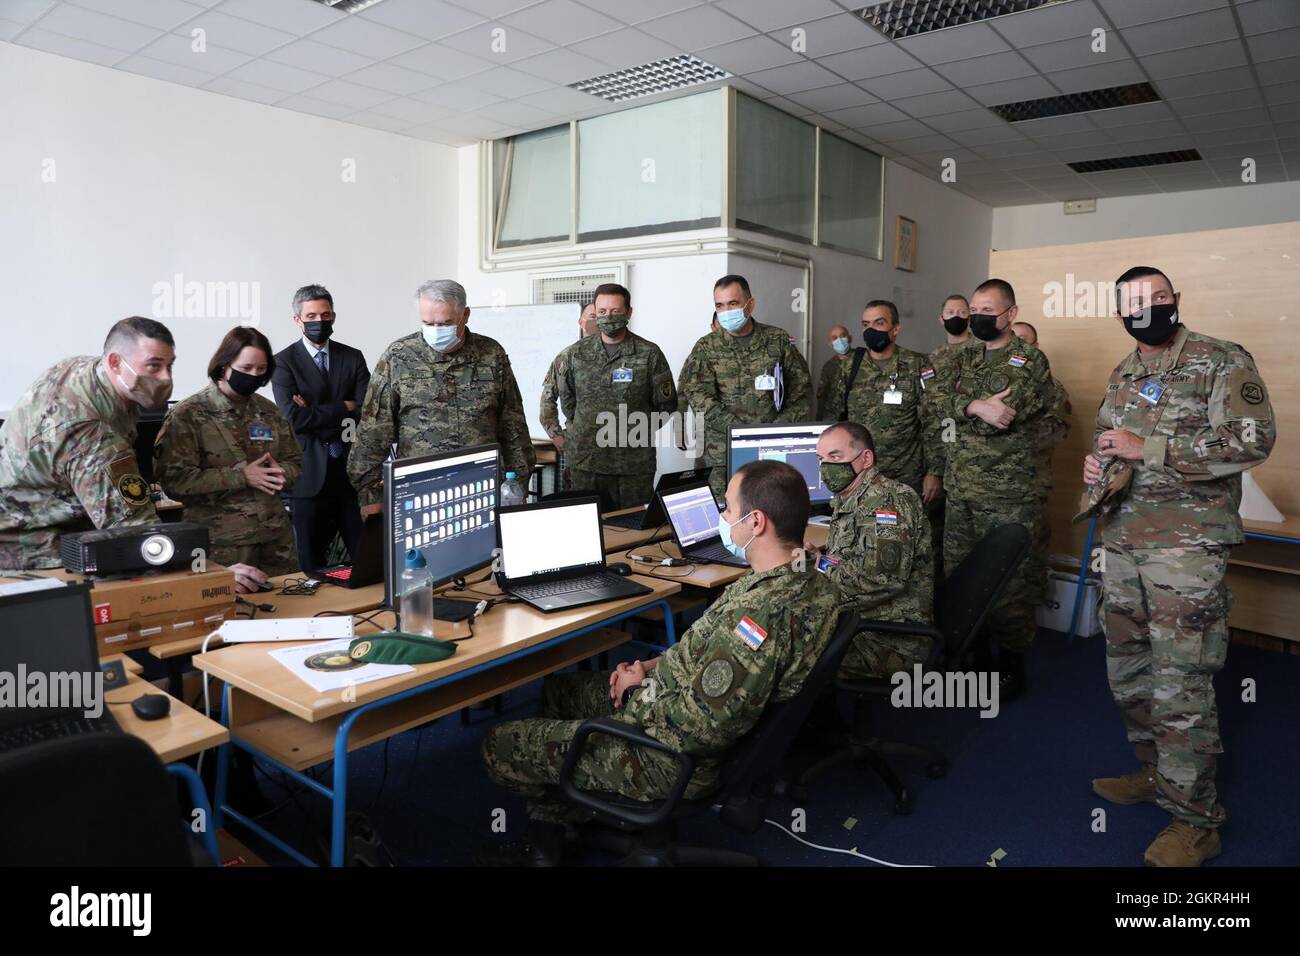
<box><xmin>0</xmin><ymin>585</ymin><xmax>98</xmax><ymax>730</ymax></box>
<box><xmin>498</xmin><ymin>500</ymin><xmax>604</xmax><ymax>580</ymax></box>
<box><xmin>661</xmin><ymin>484</ymin><xmax>723</xmax><ymax>549</ymax></box>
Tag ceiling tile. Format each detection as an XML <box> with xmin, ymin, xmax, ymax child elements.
<box><xmin>1142</xmin><ymin>39</ymin><xmax>1246</xmax><ymax>78</ymax></box>
<box><xmin>747</xmin><ymin>59</ymin><xmax>841</xmax><ymax>94</ymax></box>
<box><xmin>1195</xmin><ymin>138</ymin><xmax>1280</xmax><ymax>159</ymax></box>
<box><xmin>304</xmin><ymin>78</ymin><xmax>396</xmax><ymax>109</ymax></box>
<box><xmin>226</xmin><ymin>58</ymin><xmax>331</xmax><ymax>94</ymax></box>
<box><xmin>568</xmin><ymin>26</ymin><xmax>677</xmax><ymax>65</ymax></box>
<box><xmin>857</xmin><ymin>67</ymin><xmax>952</xmax><ymax>100</ymax></box>
<box><xmin>697</xmin><ymin>34</ymin><xmax>800</xmax><ymax>73</ymax></box>
<box><xmin>1014</xmin><ymin>164</ymin><xmax>1078</xmax><ymax>181</ymax></box>
<box><xmin>0</xmin><ymin>17</ymin><xmax>23</xmax><ymax>40</ymax></box>
<box><xmin>865</xmin><ymin>118</ymin><xmax>935</xmax><ymax>142</ymax></box>
<box><xmin>388</xmin><ymin>43</ymin><xmax>493</xmax><ymax>80</ymax></box>
<box><xmin>784</xmin><ymin>82</ymin><xmax>876</xmax><ymax>113</ymax></box>
<box><xmin>1237</xmin><ymin>0</ymin><xmax>1300</xmax><ymax>35</ymax></box>
<box><xmin>310</xmin><ymin>15</ymin><xmax>429</xmax><ymax>59</ymax></box>
<box><xmin>1247</xmin><ymin>27</ymin><xmax>1300</xmax><ymax>63</ymax></box>
<box><xmin>500</xmin><ymin>0</ymin><xmax>623</xmax><ymax>44</ymax></box>
<box><xmin>370</xmin><ymin>95</ymin><xmax>457</xmax><ymax>124</ymax></box>
<box><xmin>264</xmin><ymin>38</ymin><xmax>375</xmax><ymax>77</ymax></box>
<box><xmin>1015</xmin><ymin>113</ymin><xmax>1100</xmax><ymax>137</ymax></box>
<box><xmin>423</xmin><ymin>111</ymin><xmax>511</xmax><ymax>138</ymax></box>
<box><xmin>202</xmin><ymin>75</ymin><xmax>287</xmax><ymax>105</ymax></box>
<box><xmin>513</xmin><ymin>47</ymin><xmax>615</xmax><ymax>85</ymax></box>
<box><xmin>177</xmin><ymin>11</ymin><xmax>296</xmax><ymax>56</ymax></box>
<box><xmin>14</xmin><ymin>28</ymin><xmax>124</xmax><ymax>68</ymax></box>
<box><xmin>1042</xmin><ymin>59</ymin><xmax>1145</xmax><ymax>92</ymax></box>
<box><xmin>344</xmin><ymin>110</ymin><xmax>415</xmax><ymax>133</ymax></box>
<box><xmin>898</xmin><ymin>22</ymin><xmax>1010</xmax><ymax>65</ymax></box>
<box><xmin>760</xmin><ymin>94</ymin><xmax>814</xmax><ymax>117</ymax></box>
<box><xmin>1122</xmin><ymin>7</ymin><xmax>1238</xmax><ymax>55</ymax></box>
<box><xmin>819</xmin><ymin>43</ymin><xmax>922</xmax><ymax>81</ymax></box>
<box><xmin>1256</xmin><ymin>56</ymin><xmax>1300</xmax><ymax>86</ymax></box>
<box><xmin>347</xmin><ymin>61</ymin><xmax>442</xmax><ymax>95</ymax></box>
<box><xmin>515</xmin><ymin>85</ymin><xmax>608</xmax><ymax>114</ymax></box>
<box><xmin>1088</xmin><ymin>101</ymin><xmax>1174</xmax><ymax>127</ymax></box>
<box><xmin>714</xmin><ymin>0</ymin><xmax>842</xmax><ymax>32</ymax></box>
<box><xmin>274</xmin><ymin>94</ymin><xmax>355</xmax><ymax>120</ymax></box>
<box><xmin>974</xmin><ymin>136</ymin><xmax>1053</xmax><ymax>157</ymax></box>
<box><xmin>216</xmin><ymin>0</ymin><xmax>344</xmax><ymax>33</ymax></box>
<box><xmin>66</xmin><ymin>0</ymin><xmax>204</xmax><ymax>31</ymax></box>
<box><xmin>357</xmin><ymin>0</ymin><xmax>484</xmax><ymax>41</ymax></box>
<box><xmin>965</xmin><ymin>75</ymin><xmax>1059</xmax><ymax>107</ymax></box>
<box><xmin>1181</xmin><ymin>107</ymin><xmax>1271</xmax><ymax>132</ymax></box>
<box><xmin>932</xmin><ymin>51</ymin><xmax>1038</xmax><ymax>87</ymax></box>
<box><xmin>1172</xmin><ymin>88</ymin><xmax>1265</xmax><ymax>117</ymax></box>
<box><xmin>638</xmin><ymin>4</ymin><xmax>755</xmax><ymax>49</ymax></box>
<box><xmin>1264</xmin><ymin>81</ymin><xmax>1300</xmax><ymax>107</ymax></box>
<box><xmin>925</xmin><ymin>109</ymin><xmax>1007</xmax><ymax>133</ymax></box>
<box><xmin>893</xmin><ymin>88</ymin><xmax>983</xmax><ymax>118</ymax></box>
<box><xmin>455</xmin><ymin>65</ymin><xmax>552</xmax><ymax>98</ymax></box>
<box><xmin>987</xmin><ymin>0</ymin><xmax>1104</xmax><ymax>46</ymax></box>
<box><xmin>136</xmin><ymin>31</ymin><xmax>250</xmax><ymax>74</ymax></box>
<box><xmin>1104</xmin><ymin>118</ymin><xmax>1185</xmax><ymax>142</ymax></box>
<box><xmin>1019</xmin><ymin>34</ymin><xmax>1134</xmax><ymax>72</ymax></box>
<box><xmin>1152</xmin><ymin>66</ymin><xmax>1256</xmax><ymax>99</ymax></box>
<box><xmin>37</xmin><ymin>3</ymin><xmax>161</xmax><ymax>52</ymax></box>
<box><xmin>402</xmin><ymin>124</ymin><xmax>468</xmax><ymax>145</ymax></box>
<box><xmin>822</xmin><ymin>100</ymin><xmax>908</xmax><ymax>127</ymax></box>
<box><xmin>116</xmin><ymin>53</ymin><xmax>214</xmax><ymax>86</ymax></box>
<box><xmin>410</xmin><ymin>80</ymin><xmax>504</xmax><ymax>111</ymax></box>
<box><xmin>475</xmin><ymin>99</ymin><xmax>561</xmax><ymax>128</ymax></box>
<box><xmin>950</xmin><ymin>125</ymin><xmax>1030</xmax><ymax>147</ymax></box>
<box><xmin>895</xmin><ymin>132</ymin><xmax>958</xmax><ymax>152</ymax></box>
<box><xmin>0</xmin><ymin>1</ymin><xmax>56</xmax><ymax>24</ymax></box>
<box><xmin>770</xmin><ymin>11</ymin><xmax>888</xmax><ymax>57</ymax></box>
<box><xmin>436</xmin><ymin>21</ymin><xmax>555</xmax><ymax>63</ymax></box>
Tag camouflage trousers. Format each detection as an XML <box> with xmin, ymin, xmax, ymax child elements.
<box><xmin>211</xmin><ymin>518</ymin><xmax>299</xmax><ymax>577</ymax></box>
<box><xmin>567</xmin><ymin>469</ymin><xmax>656</xmax><ymax>514</ymax></box>
<box><xmin>1102</xmin><ymin>544</ymin><xmax>1230</xmax><ymax>829</ymax></box>
<box><xmin>944</xmin><ymin>495</ymin><xmax>1045</xmax><ymax>653</ymax></box>
<box><xmin>839</xmin><ymin>631</ymin><xmax>930</xmax><ymax>681</ymax></box>
<box><xmin>481</xmin><ymin>671</ymin><xmax>709</xmax><ymax>824</ymax></box>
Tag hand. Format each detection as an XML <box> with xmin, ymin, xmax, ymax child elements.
<box><xmin>229</xmin><ymin>563</ymin><xmax>268</xmax><ymax>594</ymax></box>
<box><xmin>291</xmin><ymin>394</ymin><xmax>307</xmax><ymax>409</ymax></box>
<box><xmin>1097</xmin><ymin>429</ymin><xmax>1144</xmax><ymax>461</ymax></box>
<box><xmin>551</xmin><ymin>433</ymin><xmax>565</xmax><ymax>450</ymax></box>
<box><xmin>803</xmin><ymin>540</ymin><xmax>825</xmax><ymax>555</ymax></box>
<box><xmin>922</xmin><ymin>474</ymin><xmax>943</xmax><ymax>505</ymax></box>
<box><xmin>609</xmin><ymin>661</ymin><xmax>648</xmax><ymax>707</ymax></box>
<box><xmin>967</xmin><ymin>388</ymin><xmax>1016</xmax><ymax>429</ymax></box>
<box><xmin>243</xmin><ymin>452</ymin><xmax>286</xmax><ymax>494</ymax></box>
<box><xmin>1083</xmin><ymin>454</ymin><xmax>1103</xmax><ymax>485</ymax></box>
<box><xmin>344</xmin><ymin>400</ymin><xmax>357</xmax><ymax>412</ymax></box>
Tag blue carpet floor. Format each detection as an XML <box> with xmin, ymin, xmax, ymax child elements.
<box><xmin>236</xmin><ymin>629</ymin><xmax>1300</xmax><ymax>867</ymax></box>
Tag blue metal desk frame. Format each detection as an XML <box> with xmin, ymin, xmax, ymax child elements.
<box><xmin>211</xmin><ymin>596</ymin><xmax>678</xmax><ymax>867</ymax></box>
<box><xmin>167</xmin><ymin>762</ymin><xmax>220</xmax><ymax>863</ymax></box>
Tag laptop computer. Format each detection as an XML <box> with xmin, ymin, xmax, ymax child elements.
<box><xmin>496</xmin><ymin>496</ymin><xmax>652</xmax><ymax>613</ymax></box>
<box><xmin>313</xmin><ymin>514</ymin><xmax>384</xmax><ymax>589</ymax></box>
<box><xmin>602</xmin><ymin>466</ymin><xmax>713</xmax><ymax>531</ymax></box>
<box><xmin>0</xmin><ymin>582</ymin><xmax>120</xmax><ymax>754</ymax></box>
<box><xmin>659</xmin><ymin>481</ymin><xmax>749</xmax><ymax>568</ymax></box>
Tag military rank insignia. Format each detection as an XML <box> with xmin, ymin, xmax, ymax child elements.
<box><xmin>734</xmin><ymin>616</ymin><xmax>767</xmax><ymax>650</ymax></box>
<box><xmin>1007</xmin><ymin>355</ymin><xmax>1026</xmax><ymax>368</ymax></box>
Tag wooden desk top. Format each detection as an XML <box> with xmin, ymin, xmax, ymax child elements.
<box><xmin>193</xmin><ymin>574</ymin><xmax>680</xmax><ymax>724</ymax></box>
<box><xmin>600</xmin><ymin>507</ymin><xmax>673</xmax><ymax>553</ymax></box>
<box><xmin>106</xmin><ymin>668</ymin><xmax>228</xmax><ymax>763</ymax></box>
<box><xmin>611</xmin><ymin>520</ymin><xmax>830</xmax><ymax>591</ymax></box>
<box><xmin>1243</xmin><ymin>515</ymin><xmax>1300</xmax><ymax>542</ymax></box>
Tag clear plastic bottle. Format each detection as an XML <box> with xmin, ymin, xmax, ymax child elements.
<box><xmin>500</xmin><ymin>470</ymin><xmax>526</xmax><ymax>507</ymax></box>
<box><xmin>399</xmin><ymin>548</ymin><xmax>434</xmax><ymax>637</ymax></box>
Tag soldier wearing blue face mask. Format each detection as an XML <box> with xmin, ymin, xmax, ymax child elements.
<box><xmin>348</xmin><ymin>279</ymin><xmax>534</xmax><ymax>518</ymax></box>
<box><xmin>816</xmin><ymin>324</ymin><xmax>854</xmax><ymax>419</ymax></box>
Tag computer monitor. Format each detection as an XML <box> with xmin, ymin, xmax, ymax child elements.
<box><xmin>382</xmin><ymin>444</ymin><xmax>500</xmax><ymax>609</ymax></box>
<box><xmin>0</xmin><ymin>583</ymin><xmax>98</xmax><ymax>730</ymax></box>
<box><xmin>495</xmin><ymin>497</ymin><xmax>605</xmax><ymax>583</ymax></box>
<box><xmin>727</xmin><ymin>422</ymin><xmax>834</xmax><ymax>504</ymax></box>
<box><xmin>660</xmin><ymin>483</ymin><xmax>726</xmax><ymax>548</ymax></box>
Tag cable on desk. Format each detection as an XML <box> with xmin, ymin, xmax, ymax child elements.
<box><xmin>278</xmin><ymin>576</ymin><xmax>323</xmax><ymax>597</ymax></box>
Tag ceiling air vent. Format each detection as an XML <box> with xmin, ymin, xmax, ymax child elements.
<box><xmin>568</xmin><ymin>55</ymin><xmax>730</xmax><ymax>103</ymax></box>
<box><xmin>856</xmin><ymin>0</ymin><xmax>1069</xmax><ymax>40</ymax></box>
<box><xmin>1068</xmin><ymin>149</ymin><xmax>1202</xmax><ymax>173</ymax></box>
<box><xmin>306</xmin><ymin>0</ymin><xmax>387</xmax><ymax>13</ymax></box>
<box><xmin>990</xmin><ymin>82</ymin><xmax>1160</xmax><ymax>122</ymax></box>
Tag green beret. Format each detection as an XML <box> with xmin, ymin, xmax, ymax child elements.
<box><xmin>348</xmin><ymin>632</ymin><xmax>456</xmax><ymax>665</ymax></box>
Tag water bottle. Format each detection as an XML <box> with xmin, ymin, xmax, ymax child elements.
<box><xmin>399</xmin><ymin>548</ymin><xmax>434</xmax><ymax>637</ymax></box>
<box><xmin>501</xmin><ymin>471</ymin><xmax>526</xmax><ymax>508</ymax></box>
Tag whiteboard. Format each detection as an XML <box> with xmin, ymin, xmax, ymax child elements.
<box><xmin>467</xmin><ymin>302</ymin><xmax>581</xmax><ymax>440</ymax></box>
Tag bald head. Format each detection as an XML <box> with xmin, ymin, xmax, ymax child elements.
<box><xmin>1012</xmin><ymin>321</ymin><xmax>1038</xmax><ymax>346</ymax></box>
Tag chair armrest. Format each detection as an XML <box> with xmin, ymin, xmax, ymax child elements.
<box><xmin>558</xmin><ymin>716</ymin><xmax>696</xmax><ymax>829</ymax></box>
<box><xmin>856</xmin><ymin>618</ymin><xmax>944</xmax><ymax>667</ymax></box>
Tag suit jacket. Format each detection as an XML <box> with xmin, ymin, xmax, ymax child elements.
<box><xmin>272</xmin><ymin>338</ymin><xmax>370</xmax><ymax>499</ymax></box>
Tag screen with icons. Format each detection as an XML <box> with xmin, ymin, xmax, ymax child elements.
<box><xmin>728</xmin><ymin>422</ymin><xmax>833</xmax><ymax>503</ymax></box>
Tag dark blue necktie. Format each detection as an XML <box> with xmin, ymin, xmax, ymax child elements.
<box><xmin>315</xmin><ymin>350</ymin><xmax>344</xmax><ymax>458</ymax></box>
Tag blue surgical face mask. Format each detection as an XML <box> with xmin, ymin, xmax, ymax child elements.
<box><xmin>422</xmin><ymin>322</ymin><xmax>460</xmax><ymax>352</ymax></box>
<box><xmin>718</xmin><ymin>510</ymin><xmax>754</xmax><ymax>559</ymax></box>
<box><xmin>717</xmin><ymin>308</ymin><xmax>748</xmax><ymax>333</ymax></box>
<box><xmin>831</xmin><ymin>336</ymin><xmax>850</xmax><ymax>355</ymax></box>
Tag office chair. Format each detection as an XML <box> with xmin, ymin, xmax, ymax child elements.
<box><xmin>0</xmin><ymin>733</ymin><xmax>206</xmax><ymax>865</ymax></box>
<box><xmin>790</xmin><ymin>523</ymin><xmax>1031</xmax><ymax>815</ymax></box>
<box><xmin>549</xmin><ymin>610</ymin><xmax>861</xmax><ymax>865</ymax></box>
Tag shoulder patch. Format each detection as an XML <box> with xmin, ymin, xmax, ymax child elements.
<box><xmin>733</xmin><ymin>615</ymin><xmax>767</xmax><ymax>650</ymax></box>
<box><xmin>878</xmin><ymin>541</ymin><xmax>902</xmax><ymax>572</ymax></box>
<box><xmin>107</xmin><ymin>455</ymin><xmax>151</xmax><ymax>508</ymax></box>
<box><xmin>700</xmin><ymin>658</ymin><xmax>736</xmax><ymax>698</ymax></box>
<box><xmin>875</xmin><ymin>510</ymin><xmax>898</xmax><ymax>526</ymax></box>
<box><xmin>1007</xmin><ymin>355</ymin><xmax>1027</xmax><ymax>367</ymax></box>
<box><xmin>920</xmin><ymin>367</ymin><xmax>935</xmax><ymax>381</ymax></box>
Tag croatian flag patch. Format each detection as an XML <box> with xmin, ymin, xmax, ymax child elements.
<box><xmin>920</xmin><ymin>367</ymin><xmax>936</xmax><ymax>381</ymax></box>
<box><xmin>875</xmin><ymin>510</ymin><xmax>898</xmax><ymax>525</ymax></box>
<box><xmin>734</xmin><ymin>616</ymin><xmax>768</xmax><ymax>650</ymax></box>
<box><xmin>1007</xmin><ymin>355</ymin><xmax>1027</xmax><ymax>367</ymax></box>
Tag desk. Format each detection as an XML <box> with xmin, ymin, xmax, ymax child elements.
<box><xmin>1225</xmin><ymin>517</ymin><xmax>1300</xmax><ymax>644</ymax></box>
<box><xmin>196</xmin><ymin>574</ymin><xmax>680</xmax><ymax>866</ymax></box>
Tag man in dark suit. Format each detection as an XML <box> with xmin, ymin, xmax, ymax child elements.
<box><xmin>272</xmin><ymin>284</ymin><xmax>370</xmax><ymax>572</ymax></box>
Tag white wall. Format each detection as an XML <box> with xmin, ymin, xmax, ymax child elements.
<box><xmin>992</xmin><ymin>180</ymin><xmax>1300</xmax><ymax>251</ymax></box>
<box><xmin>0</xmin><ymin>42</ymin><xmax>459</xmax><ymax>411</ymax></box>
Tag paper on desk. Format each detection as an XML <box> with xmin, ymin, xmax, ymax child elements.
<box><xmin>268</xmin><ymin>639</ymin><xmax>413</xmax><ymax>693</ymax></box>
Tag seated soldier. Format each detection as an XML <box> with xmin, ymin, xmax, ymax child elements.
<box><xmin>808</xmin><ymin>421</ymin><xmax>934</xmax><ymax>679</ymax></box>
<box><xmin>480</xmin><ymin>459</ymin><xmax>840</xmax><ymax>865</ymax></box>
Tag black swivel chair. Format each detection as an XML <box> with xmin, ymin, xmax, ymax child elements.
<box><xmin>549</xmin><ymin>610</ymin><xmax>861</xmax><ymax>866</ymax></box>
<box><xmin>792</xmin><ymin>523</ymin><xmax>1031</xmax><ymax>815</ymax></box>
<box><xmin>0</xmin><ymin>733</ymin><xmax>205</xmax><ymax>865</ymax></box>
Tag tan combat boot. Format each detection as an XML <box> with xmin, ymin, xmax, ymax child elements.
<box><xmin>1091</xmin><ymin>765</ymin><xmax>1156</xmax><ymax>805</ymax></box>
<box><xmin>1144</xmin><ymin>820</ymin><xmax>1222</xmax><ymax>867</ymax></box>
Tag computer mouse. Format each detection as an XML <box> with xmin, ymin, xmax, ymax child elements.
<box><xmin>131</xmin><ymin>693</ymin><xmax>171</xmax><ymax>721</ymax></box>
<box><xmin>608</xmin><ymin>562</ymin><xmax>632</xmax><ymax>576</ymax></box>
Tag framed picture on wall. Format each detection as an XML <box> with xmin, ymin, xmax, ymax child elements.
<box><xmin>894</xmin><ymin>216</ymin><xmax>917</xmax><ymax>272</ymax></box>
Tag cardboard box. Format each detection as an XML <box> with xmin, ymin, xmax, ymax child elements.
<box><xmin>95</xmin><ymin>603</ymin><xmax>238</xmax><ymax>656</ymax></box>
<box><xmin>34</xmin><ymin>565</ymin><xmax>236</xmax><ymax>624</ymax></box>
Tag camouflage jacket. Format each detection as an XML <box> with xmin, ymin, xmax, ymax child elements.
<box><xmin>1095</xmin><ymin>326</ymin><xmax>1274</xmax><ymax>549</ymax></box>
<box><xmin>623</xmin><ymin>560</ymin><xmax>839</xmax><ymax>771</ymax></box>
<box><xmin>0</xmin><ymin>357</ymin><xmax>158</xmax><ymax>568</ymax></box>
<box><xmin>348</xmin><ymin>329</ymin><xmax>535</xmax><ymax>506</ymax></box>
<box><xmin>815</xmin><ymin>354</ymin><xmax>849</xmax><ymax>419</ymax></box>
<box><xmin>154</xmin><ymin>382</ymin><xmax>302</xmax><ymax>549</ymax></box>
<box><xmin>826</xmin><ymin>345</ymin><xmax>942</xmax><ymax>492</ymax></box>
<box><xmin>932</xmin><ymin>335</ymin><xmax>1053</xmax><ymax>501</ymax></box>
<box><xmin>538</xmin><ymin>331</ymin><xmax>676</xmax><ymax>475</ymax></box>
<box><xmin>925</xmin><ymin>338</ymin><xmax>974</xmax><ymax>479</ymax></box>
<box><xmin>678</xmin><ymin>320</ymin><xmax>812</xmax><ymax>471</ymax></box>
<box><xmin>1036</xmin><ymin>374</ymin><xmax>1072</xmax><ymax>499</ymax></box>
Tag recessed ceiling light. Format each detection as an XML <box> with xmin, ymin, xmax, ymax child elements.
<box><xmin>306</xmin><ymin>0</ymin><xmax>387</xmax><ymax>13</ymax></box>
<box><xmin>855</xmin><ymin>0</ymin><xmax>1070</xmax><ymax>40</ymax></box>
<box><xmin>1068</xmin><ymin>149</ymin><xmax>1202</xmax><ymax>173</ymax></box>
<box><xmin>568</xmin><ymin>55</ymin><xmax>731</xmax><ymax>103</ymax></box>
<box><xmin>990</xmin><ymin>83</ymin><xmax>1161</xmax><ymax>122</ymax></box>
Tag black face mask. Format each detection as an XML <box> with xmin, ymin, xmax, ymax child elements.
<box><xmin>942</xmin><ymin>315</ymin><xmax>969</xmax><ymax>336</ymax></box>
<box><xmin>970</xmin><ymin>311</ymin><xmax>1005</xmax><ymax>341</ymax></box>
<box><xmin>863</xmin><ymin>327</ymin><xmax>893</xmax><ymax>353</ymax></box>
<box><xmin>303</xmin><ymin>321</ymin><xmax>334</xmax><ymax>345</ymax></box>
<box><xmin>1122</xmin><ymin>303</ymin><xmax>1179</xmax><ymax>346</ymax></box>
<box><xmin>227</xmin><ymin>368</ymin><xmax>264</xmax><ymax>397</ymax></box>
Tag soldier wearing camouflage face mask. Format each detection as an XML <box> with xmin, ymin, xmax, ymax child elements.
<box><xmin>539</xmin><ymin>283</ymin><xmax>676</xmax><ymax>512</ymax></box>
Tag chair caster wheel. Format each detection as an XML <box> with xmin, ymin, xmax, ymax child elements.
<box><xmin>926</xmin><ymin>761</ymin><xmax>948</xmax><ymax>779</ymax></box>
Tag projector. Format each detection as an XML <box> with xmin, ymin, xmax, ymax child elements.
<box><xmin>60</xmin><ymin>522</ymin><xmax>210</xmax><ymax>576</ymax></box>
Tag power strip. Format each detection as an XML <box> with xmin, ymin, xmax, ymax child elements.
<box><xmin>217</xmin><ymin>617</ymin><xmax>355</xmax><ymax>643</ymax></box>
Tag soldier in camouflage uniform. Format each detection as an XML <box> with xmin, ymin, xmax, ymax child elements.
<box><xmin>480</xmin><ymin>460</ymin><xmax>839</xmax><ymax>865</ymax></box>
<box><xmin>931</xmin><ymin>280</ymin><xmax>1053</xmax><ymax>700</ymax></box>
<box><xmin>349</xmin><ymin>280</ymin><xmax>534</xmax><ymax>512</ymax></box>
<box><xmin>0</xmin><ymin>317</ymin><xmax>174</xmax><ymax>568</ymax></box>
<box><xmin>824</xmin><ymin>300</ymin><xmax>944</xmax><ymax>503</ymax></box>
<box><xmin>1087</xmin><ymin>267</ymin><xmax>1274</xmax><ymax>867</ymax></box>
<box><xmin>809</xmin><ymin>422</ymin><xmax>933</xmax><ymax>679</ymax></box>
<box><xmin>539</xmin><ymin>284</ymin><xmax>676</xmax><ymax>512</ymax></box>
<box><xmin>154</xmin><ymin>327</ymin><xmax>301</xmax><ymax>577</ymax></box>
<box><xmin>679</xmin><ymin>275</ymin><xmax>811</xmax><ymax>499</ymax></box>
<box><xmin>923</xmin><ymin>294</ymin><xmax>975</xmax><ymax>580</ymax></box>
<box><xmin>815</xmin><ymin>324</ymin><xmax>854</xmax><ymax>419</ymax></box>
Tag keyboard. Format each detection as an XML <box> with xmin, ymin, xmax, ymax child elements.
<box><xmin>603</xmin><ymin>512</ymin><xmax>646</xmax><ymax>531</ymax></box>
<box><xmin>513</xmin><ymin>573</ymin><xmax>624</xmax><ymax>599</ymax></box>
<box><xmin>690</xmin><ymin>541</ymin><xmax>745</xmax><ymax>564</ymax></box>
<box><xmin>0</xmin><ymin>715</ymin><xmax>116</xmax><ymax>754</ymax></box>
